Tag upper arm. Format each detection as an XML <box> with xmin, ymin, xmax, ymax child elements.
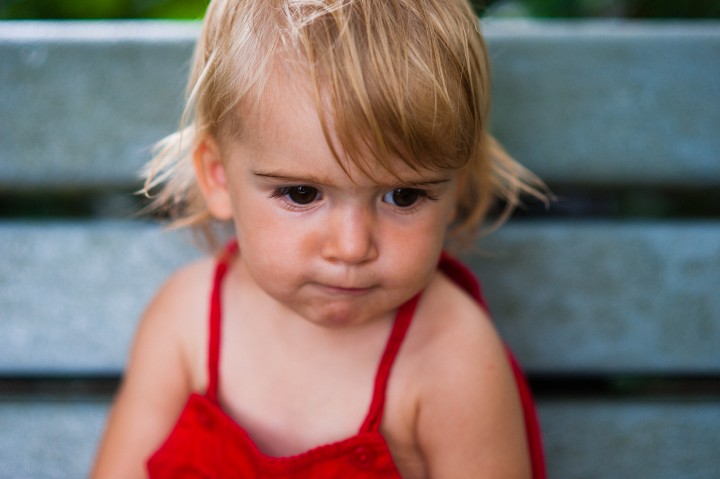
<box><xmin>91</xmin><ymin>259</ymin><xmax>213</xmax><ymax>479</ymax></box>
<box><xmin>415</xmin><ymin>286</ymin><xmax>531</xmax><ymax>479</ymax></box>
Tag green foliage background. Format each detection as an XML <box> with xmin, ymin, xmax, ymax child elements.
<box><xmin>1</xmin><ymin>0</ymin><xmax>719</xmax><ymax>19</ymax></box>
<box><xmin>0</xmin><ymin>0</ymin><xmax>207</xmax><ymax>19</ymax></box>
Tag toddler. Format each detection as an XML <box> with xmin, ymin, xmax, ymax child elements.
<box><xmin>93</xmin><ymin>0</ymin><xmax>546</xmax><ymax>477</ymax></box>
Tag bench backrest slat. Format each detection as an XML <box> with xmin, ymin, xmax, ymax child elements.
<box><xmin>2</xmin><ymin>21</ymin><xmax>719</xmax><ymax>187</ymax></box>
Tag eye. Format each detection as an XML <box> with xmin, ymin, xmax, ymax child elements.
<box><xmin>272</xmin><ymin>185</ymin><xmax>320</xmax><ymax>205</ymax></box>
<box><xmin>382</xmin><ymin>188</ymin><xmax>425</xmax><ymax>208</ymax></box>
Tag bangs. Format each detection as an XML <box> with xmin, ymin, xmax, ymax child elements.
<box><xmin>141</xmin><ymin>0</ymin><xmax>546</xmax><ymax>252</ymax></box>
<box><xmin>284</xmin><ymin>0</ymin><xmax>488</xmax><ymax>177</ymax></box>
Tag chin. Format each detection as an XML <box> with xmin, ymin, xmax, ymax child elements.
<box><xmin>302</xmin><ymin>300</ymin><xmax>383</xmax><ymax>329</ymax></box>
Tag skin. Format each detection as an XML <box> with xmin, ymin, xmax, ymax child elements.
<box><xmin>91</xmin><ymin>72</ymin><xmax>531</xmax><ymax>478</ymax></box>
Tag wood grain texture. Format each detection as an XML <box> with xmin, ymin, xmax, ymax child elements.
<box><xmin>1</xmin><ymin>21</ymin><xmax>718</xmax><ymax>187</ymax></box>
<box><xmin>2</xmin><ymin>220</ymin><xmax>718</xmax><ymax>373</ymax></box>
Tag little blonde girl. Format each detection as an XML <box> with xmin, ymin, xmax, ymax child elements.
<box><xmin>93</xmin><ymin>0</ymin><xmax>546</xmax><ymax>477</ymax></box>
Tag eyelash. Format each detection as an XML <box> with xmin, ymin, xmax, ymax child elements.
<box><xmin>269</xmin><ymin>186</ymin><xmax>322</xmax><ymax>211</ymax></box>
<box><xmin>268</xmin><ymin>186</ymin><xmax>438</xmax><ymax>211</ymax></box>
<box><xmin>382</xmin><ymin>188</ymin><xmax>438</xmax><ymax>210</ymax></box>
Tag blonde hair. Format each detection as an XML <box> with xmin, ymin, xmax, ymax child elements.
<box><xmin>142</xmin><ymin>0</ymin><xmax>547</xmax><ymax>251</ymax></box>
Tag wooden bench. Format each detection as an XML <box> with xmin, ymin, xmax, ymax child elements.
<box><xmin>2</xmin><ymin>20</ymin><xmax>719</xmax><ymax>478</ymax></box>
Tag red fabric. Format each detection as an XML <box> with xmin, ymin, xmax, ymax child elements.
<box><xmin>147</xmin><ymin>242</ymin><xmax>411</xmax><ymax>478</ymax></box>
<box><xmin>147</xmin><ymin>245</ymin><xmax>545</xmax><ymax>478</ymax></box>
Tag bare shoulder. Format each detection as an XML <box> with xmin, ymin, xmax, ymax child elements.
<box><xmin>402</xmin><ymin>271</ymin><xmax>531</xmax><ymax>478</ymax></box>
<box><xmin>408</xmin><ymin>271</ymin><xmax>506</xmax><ymax>368</ymax></box>
<box><xmin>144</xmin><ymin>256</ymin><xmax>215</xmax><ymax>326</ymax></box>
<box><xmin>91</xmin><ymin>256</ymin><xmax>216</xmax><ymax>479</ymax></box>
<box><xmin>141</xmin><ymin>255</ymin><xmax>219</xmax><ymax>390</ymax></box>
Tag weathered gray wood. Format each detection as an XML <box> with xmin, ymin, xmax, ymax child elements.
<box><xmin>538</xmin><ymin>400</ymin><xmax>720</xmax><ymax>479</ymax></box>
<box><xmin>0</xmin><ymin>22</ymin><xmax>195</xmax><ymax>188</ymax></box>
<box><xmin>1</xmin><ymin>21</ymin><xmax>719</xmax><ymax>187</ymax></box>
<box><xmin>0</xmin><ymin>401</ymin><xmax>109</xmax><ymax>479</ymax></box>
<box><xmin>467</xmin><ymin>220</ymin><xmax>720</xmax><ymax>373</ymax></box>
<box><xmin>2</xmin><ymin>399</ymin><xmax>718</xmax><ymax>479</ymax></box>
<box><xmin>2</xmin><ymin>219</ymin><xmax>718</xmax><ymax>373</ymax></box>
<box><xmin>486</xmin><ymin>20</ymin><xmax>720</xmax><ymax>186</ymax></box>
<box><xmin>0</xmin><ymin>220</ymin><xmax>199</xmax><ymax>373</ymax></box>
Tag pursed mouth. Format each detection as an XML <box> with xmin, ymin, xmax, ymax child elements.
<box><xmin>314</xmin><ymin>283</ymin><xmax>376</xmax><ymax>296</ymax></box>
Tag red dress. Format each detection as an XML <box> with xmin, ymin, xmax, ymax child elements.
<box><xmin>147</xmin><ymin>244</ymin><xmax>545</xmax><ymax>478</ymax></box>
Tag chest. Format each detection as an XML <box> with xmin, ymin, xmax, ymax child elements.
<box><xmin>211</xmin><ymin>324</ymin><xmax>427</xmax><ymax>476</ymax></box>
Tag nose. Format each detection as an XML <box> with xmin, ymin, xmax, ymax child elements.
<box><xmin>321</xmin><ymin>206</ymin><xmax>378</xmax><ymax>265</ymax></box>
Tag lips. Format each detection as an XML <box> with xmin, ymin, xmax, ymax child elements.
<box><xmin>314</xmin><ymin>283</ymin><xmax>375</xmax><ymax>296</ymax></box>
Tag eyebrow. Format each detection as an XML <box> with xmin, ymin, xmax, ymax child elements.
<box><xmin>252</xmin><ymin>170</ymin><xmax>451</xmax><ymax>187</ymax></box>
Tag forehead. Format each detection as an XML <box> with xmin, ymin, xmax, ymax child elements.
<box><xmin>206</xmin><ymin>0</ymin><xmax>478</xmax><ymax>186</ymax></box>
<box><xmin>229</xmin><ymin>66</ymin><xmax>453</xmax><ymax>185</ymax></box>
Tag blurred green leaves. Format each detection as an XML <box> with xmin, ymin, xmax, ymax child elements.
<box><xmin>1</xmin><ymin>0</ymin><xmax>718</xmax><ymax>19</ymax></box>
<box><xmin>0</xmin><ymin>0</ymin><xmax>207</xmax><ymax>19</ymax></box>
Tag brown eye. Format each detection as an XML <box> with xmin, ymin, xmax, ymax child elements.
<box><xmin>383</xmin><ymin>188</ymin><xmax>423</xmax><ymax>207</ymax></box>
<box><xmin>286</xmin><ymin>186</ymin><xmax>319</xmax><ymax>204</ymax></box>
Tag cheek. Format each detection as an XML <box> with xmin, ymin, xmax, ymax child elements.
<box><xmin>382</xmin><ymin>219</ymin><xmax>447</xmax><ymax>278</ymax></box>
<box><xmin>234</xmin><ymin>200</ymin><xmax>316</xmax><ymax>268</ymax></box>
<box><xmin>236</xmin><ymin>209</ymin><xmax>287</xmax><ymax>257</ymax></box>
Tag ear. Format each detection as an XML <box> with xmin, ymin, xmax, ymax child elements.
<box><xmin>193</xmin><ymin>136</ymin><xmax>234</xmax><ymax>221</ymax></box>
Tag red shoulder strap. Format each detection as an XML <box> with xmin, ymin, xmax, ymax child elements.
<box><xmin>359</xmin><ymin>293</ymin><xmax>421</xmax><ymax>433</ymax></box>
<box><xmin>206</xmin><ymin>241</ymin><xmax>238</xmax><ymax>403</ymax></box>
<box><xmin>438</xmin><ymin>252</ymin><xmax>546</xmax><ymax>479</ymax></box>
